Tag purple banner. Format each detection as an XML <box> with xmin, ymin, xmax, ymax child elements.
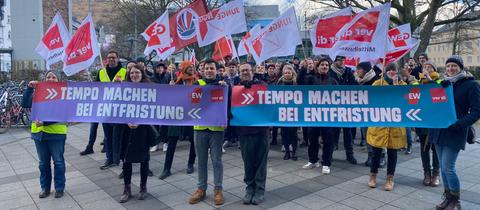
<box><xmin>31</xmin><ymin>81</ymin><xmax>228</xmax><ymax>126</ymax></box>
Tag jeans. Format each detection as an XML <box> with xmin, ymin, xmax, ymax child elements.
<box><xmin>435</xmin><ymin>144</ymin><xmax>461</xmax><ymax>193</ymax></box>
<box><xmin>34</xmin><ymin>140</ymin><xmax>66</xmax><ymax>191</ymax></box>
<box><xmin>102</xmin><ymin>123</ymin><xmax>114</xmax><ymax>164</ymax></box>
<box><xmin>308</xmin><ymin>127</ymin><xmax>335</xmax><ymax>166</ymax></box>
<box><xmin>371</xmin><ymin>147</ymin><xmax>397</xmax><ymax>175</ymax></box>
<box><xmin>194</xmin><ymin>130</ymin><xmax>224</xmax><ymax>190</ymax></box>
<box><xmin>332</xmin><ymin>127</ymin><xmax>354</xmax><ymax>157</ymax></box>
<box><xmin>281</xmin><ymin>127</ymin><xmax>298</xmax><ymax>152</ymax></box>
<box><xmin>123</xmin><ymin>161</ymin><xmax>149</xmax><ymax>185</ymax></box>
<box><xmin>419</xmin><ymin>134</ymin><xmax>439</xmax><ymax>172</ymax></box>
<box><xmin>406</xmin><ymin>128</ymin><xmax>412</xmax><ymax>146</ymax></box>
<box><xmin>163</xmin><ymin>136</ymin><xmax>196</xmax><ymax>171</ymax></box>
<box><xmin>239</xmin><ymin>131</ymin><xmax>269</xmax><ymax>195</ymax></box>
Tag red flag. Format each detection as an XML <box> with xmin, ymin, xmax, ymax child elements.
<box><xmin>35</xmin><ymin>12</ymin><xmax>70</xmax><ymax>70</ymax></box>
<box><xmin>62</xmin><ymin>13</ymin><xmax>100</xmax><ymax>76</ymax></box>
<box><xmin>169</xmin><ymin>0</ymin><xmax>208</xmax><ymax>52</ymax></box>
<box><xmin>310</xmin><ymin>7</ymin><xmax>353</xmax><ymax>56</ymax></box>
<box><xmin>143</xmin><ymin>11</ymin><xmax>172</xmax><ymax>56</ymax></box>
<box><xmin>190</xmin><ymin>49</ymin><xmax>196</xmax><ymax>65</ymax></box>
<box><xmin>212</xmin><ymin>35</ymin><xmax>237</xmax><ymax>62</ymax></box>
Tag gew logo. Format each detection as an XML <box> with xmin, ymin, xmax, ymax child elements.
<box><xmin>405</xmin><ymin>88</ymin><xmax>420</xmax><ymax>105</ymax></box>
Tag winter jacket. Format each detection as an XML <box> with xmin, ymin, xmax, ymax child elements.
<box><xmin>297</xmin><ymin>68</ymin><xmax>339</xmax><ymax>86</ymax></box>
<box><xmin>429</xmin><ymin>76</ymin><xmax>480</xmax><ymax>150</ymax></box>
<box><xmin>329</xmin><ymin>66</ymin><xmax>357</xmax><ymax>85</ymax></box>
<box><xmin>119</xmin><ymin>124</ymin><xmax>157</xmax><ymax>163</ymax></box>
<box><xmin>236</xmin><ymin>79</ymin><xmax>269</xmax><ymax>135</ymax></box>
<box><xmin>366</xmin><ymin>78</ymin><xmax>407</xmax><ymax>149</ymax></box>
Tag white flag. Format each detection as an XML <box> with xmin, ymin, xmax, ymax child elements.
<box><xmin>62</xmin><ymin>13</ymin><xmax>100</xmax><ymax>76</ymax></box>
<box><xmin>35</xmin><ymin>12</ymin><xmax>70</xmax><ymax>70</ymax></box>
<box><xmin>330</xmin><ymin>3</ymin><xmax>391</xmax><ymax>62</ymax></box>
<box><xmin>237</xmin><ymin>24</ymin><xmax>261</xmax><ymax>56</ymax></box>
<box><xmin>142</xmin><ymin>11</ymin><xmax>171</xmax><ymax>56</ymax></box>
<box><xmin>196</xmin><ymin>0</ymin><xmax>247</xmax><ymax>47</ymax></box>
<box><xmin>245</xmin><ymin>7</ymin><xmax>301</xmax><ymax>64</ymax></box>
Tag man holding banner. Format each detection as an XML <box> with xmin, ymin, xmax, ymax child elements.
<box><xmin>189</xmin><ymin>59</ymin><xmax>227</xmax><ymax>206</ymax></box>
<box><xmin>98</xmin><ymin>50</ymin><xmax>127</xmax><ymax>170</ymax></box>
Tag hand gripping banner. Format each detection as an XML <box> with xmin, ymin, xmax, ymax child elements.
<box><xmin>31</xmin><ymin>82</ymin><xmax>228</xmax><ymax>126</ymax></box>
<box><xmin>230</xmin><ymin>84</ymin><xmax>457</xmax><ymax>128</ymax></box>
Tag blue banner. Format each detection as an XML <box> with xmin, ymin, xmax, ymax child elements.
<box><xmin>230</xmin><ymin>84</ymin><xmax>457</xmax><ymax>128</ymax></box>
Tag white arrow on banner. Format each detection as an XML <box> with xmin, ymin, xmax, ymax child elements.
<box><xmin>241</xmin><ymin>93</ymin><xmax>254</xmax><ymax>105</ymax></box>
<box><xmin>188</xmin><ymin>108</ymin><xmax>202</xmax><ymax>119</ymax></box>
<box><xmin>45</xmin><ymin>89</ymin><xmax>58</xmax><ymax>100</ymax></box>
<box><xmin>406</xmin><ymin>109</ymin><xmax>422</xmax><ymax>121</ymax></box>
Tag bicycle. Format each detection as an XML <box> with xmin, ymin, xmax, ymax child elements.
<box><xmin>0</xmin><ymin>86</ymin><xmax>30</xmax><ymax>134</ymax></box>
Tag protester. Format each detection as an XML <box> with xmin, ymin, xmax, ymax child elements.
<box><xmin>367</xmin><ymin>63</ymin><xmax>406</xmax><ymax>191</ymax></box>
<box><xmin>118</xmin><ymin>64</ymin><xmax>157</xmax><ymax>203</ymax></box>
<box><xmin>197</xmin><ymin>61</ymin><xmax>205</xmax><ymax>79</ymax></box>
<box><xmin>297</xmin><ymin>58</ymin><xmax>316</xmax><ymax>148</ymax></box>
<box><xmin>223</xmin><ymin>61</ymin><xmax>240</xmax><ymax>150</ymax></box>
<box><xmin>276</xmin><ymin>64</ymin><xmax>298</xmax><ymax>161</ymax></box>
<box><xmin>298</xmin><ymin>57</ymin><xmax>338</xmax><ymax>174</ymax></box>
<box><xmin>265</xmin><ymin>64</ymin><xmax>280</xmax><ymax>146</ymax></box>
<box><xmin>416</xmin><ymin>61</ymin><xmax>441</xmax><ymax>187</ymax></box>
<box><xmin>253</xmin><ymin>64</ymin><xmax>268</xmax><ymax>82</ymax></box>
<box><xmin>159</xmin><ymin>61</ymin><xmax>197</xmax><ymax>179</ymax></box>
<box><xmin>189</xmin><ymin>59</ymin><xmax>227</xmax><ymax>206</ymax></box>
<box><xmin>400</xmin><ymin>65</ymin><xmax>418</xmax><ymax>155</ymax></box>
<box><xmin>97</xmin><ymin>50</ymin><xmax>127</xmax><ymax>170</ymax></box>
<box><xmin>411</xmin><ymin>53</ymin><xmax>428</xmax><ymax>79</ymax></box>
<box><xmin>329</xmin><ymin>55</ymin><xmax>358</xmax><ymax>164</ymax></box>
<box><xmin>430</xmin><ymin>55</ymin><xmax>480</xmax><ymax>210</ymax></box>
<box><xmin>23</xmin><ymin>71</ymin><xmax>67</xmax><ymax>198</ymax></box>
<box><xmin>224</xmin><ymin>61</ymin><xmax>240</xmax><ymax>86</ymax></box>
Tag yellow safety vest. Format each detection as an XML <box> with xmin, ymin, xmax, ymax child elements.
<box><xmin>99</xmin><ymin>67</ymin><xmax>127</xmax><ymax>82</ymax></box>
<box><xmin>31</xmin><ymin>123</ymin><xmax>67</xmax><ymax>135</ymax></box>
<box><xmin>193</xmin><ymin>79</ymin><xmax>224</xmax><ymax>132</ymax></box>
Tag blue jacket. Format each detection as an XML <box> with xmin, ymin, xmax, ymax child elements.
<box><xmin>429</xmin><ymin>77</ymin><xmax>480</xmax><ymax>150</ymax></box>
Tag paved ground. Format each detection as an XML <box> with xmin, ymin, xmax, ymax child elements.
<box><xmin>1</xmin><ymin>124</ymin><xmax>480</xmax><ymax>210</ymax></box>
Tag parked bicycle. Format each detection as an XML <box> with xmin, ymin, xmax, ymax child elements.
<box><xmin>0</xmin><ymin>81</ymin><xmax>31</xmax><ymax>133</ymax></box>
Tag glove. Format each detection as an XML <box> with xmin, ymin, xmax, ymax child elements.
<box><xmin>440</xmin><ymin>80</ymin><xmax>451</xmax><ymax>88</ymax></box>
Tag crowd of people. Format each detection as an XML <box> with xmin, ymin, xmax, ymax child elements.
<box><xmin>22</xmin><ymin>50</ymin><xmax>480</xmax><ymax>210</ymax></box>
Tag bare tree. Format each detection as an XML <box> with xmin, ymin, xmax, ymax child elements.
<box><xmin>307</xmin><ymin>0</ymin><xmax>480</xmax><ymax>58</ymax></box>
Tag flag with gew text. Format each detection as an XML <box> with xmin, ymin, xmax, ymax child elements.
<box><xmin>35</xmin><ymin>12</ymin><xmax>70</xmax><ymax>70</ymax></box>
<box><xmin>62</xmin><ymin>13</ymin><xmax>100</xmax><ymax>76</ymax></box>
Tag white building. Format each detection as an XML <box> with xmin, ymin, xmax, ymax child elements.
<box><xmin>0</xmin><ymin>0</ymin><xmax>12</xmax><ymax>72</ymax></box>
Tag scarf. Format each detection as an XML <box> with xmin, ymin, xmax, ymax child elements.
<box><xmin>175</xmin><ymin>72</ymin><xmax>197</xmax><ymax>85</ymax></box>
<box><xmin>444</xmin><ymin>71</ymin><xmax>469</xmax><ymax>83</ymax></box>
<box><xmin>355</xmin><ymin>69</ymin><xmax>376</xmax><ymax>85</ymax></box>
<box><xmin>277</xmin><ymin>76</ymin><xmax>296</xmax><ymax>85</ymax></box>
<box><xmin>331</xmin><ymin>65</ymin><xmax>345</xmax><ymax>77</ymax></box>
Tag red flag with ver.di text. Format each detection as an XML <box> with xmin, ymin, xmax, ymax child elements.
<box><xmin>330</xmin><ymin>3</ymin><xmax>391</xmax><ymax>62</ymax></box>
<box><xmin>36</xmin><ymin>12</ymin><xmax>70</xmax><ymax>70</ymax></box>
<box><xmin>310</xmin><ymin>7</ymin><xmax>353</xmax><ymax>56</ymax></box>
<box><xmin>169</xmin><ymin>0</ymin><xmax>208</xmax><ymax>52</ymax></box>
<box><xmin>212</xmin><ymin>35</ymin><xmax>238</xmax><ymax>61</ymax></box>
<box><xmin>62</xmin><ymin>13</ymin><xmax>100</xmax><ymax>76</ymax></box>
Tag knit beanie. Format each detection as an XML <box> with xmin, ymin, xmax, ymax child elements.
<box><xmin>424</xmin><ymin>61</ymin><xmax>437</xmax><ymax>72</ymax></box>
<box><xmin>445</xmin><ymin>55</ymin><xmax>464</xmax><ymax>70</ymax></box>
<box><xmin>179</xmin><ymin>61</ymin><xmax>193</xmax><ymax>72</ymax></box>
<box><xmin>356</xmin><ymin>62</ymin><xmax>372</xmax><ymax>72</ymax></box>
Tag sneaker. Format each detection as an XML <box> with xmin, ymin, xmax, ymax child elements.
<box><xmin>223</xmin><ymin>141</ymin><xmax>230</xmax><ymax>148</ymax></box>
<box><xmin>302</xmin><ymin>162</ymin><xmax>320</xmax><ymax>169</ymax></box>
<box><xmin>322</xmin><ymin>166</ymin><xmax>330</xmax><ymax>174</ymax></box>
<box><xmin>162</xmin><ymin>143</ymin><xmax>168</xmax><ymax>152</ymax></box>
<box><xmin>150</xmin><ymin>145</ymin><xmax>158</xmax><ymax>152</ymax></box>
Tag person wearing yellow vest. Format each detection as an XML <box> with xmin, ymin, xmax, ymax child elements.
<box><xmin>189</xmin><ymin>59</ymin><xmax>228</xmax><ymax>206</ymax></box>
<box><xmin>97</xmin><ymin>50</ymin><xmax>127</xmax><ymax>170</ymax></box>
<box><xmin>23</xmin><ymin>71</ymin><xmax>67</xmax><ymax>199</ymax></box>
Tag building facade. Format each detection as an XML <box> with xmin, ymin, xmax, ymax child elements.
<box><xmin>0</xmin><ymin>0</ymin><xmax>12</xmax><ymax>72</ymax></box>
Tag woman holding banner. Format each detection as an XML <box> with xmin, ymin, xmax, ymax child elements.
<box><xmin>367</xmin><ymin>63</ymin><xmax>406</xmax><ymax>191</ymax></box>
<box><xmin>23</xmin><ymin>71</ymin><xmax>67</xmax><ymax>199</ymax></box>
<box><xmin>276</xmin><ymin>64</ymin><xmax>298</xmax><ymax>161</ymax></box>
<box><xmin>429</xmin><ymin>56</ymin><xmax>480</xmax><ymax>210</ymax></box>
<box><xmin>298</xmin><ymin>57</ymin><xmax>338</xmax><ymax>174</ymax></box>
<box><xmin>119</xmin><ymin>64</ymin><xmax>158</xmax><ymax>203</ymax></box>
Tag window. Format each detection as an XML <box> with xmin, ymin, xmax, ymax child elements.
<box><xmin>8</xmin><ymin>31</ymin><xmax>10</xmax><ymax>39</ymax></box>
<box><xmin>477</xmin><ymin>56</ymin><xmax>480</xmax><ymax>63</ymax></box>
<box><xmin>467</xmin><ymin>56</ymin><xmax>472</xmax><ymax>63</ymax></box>
<box><xmin>465</xmin><ymin>42</ymin><xmax>473</xmax><ymax>48</ymax></box>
